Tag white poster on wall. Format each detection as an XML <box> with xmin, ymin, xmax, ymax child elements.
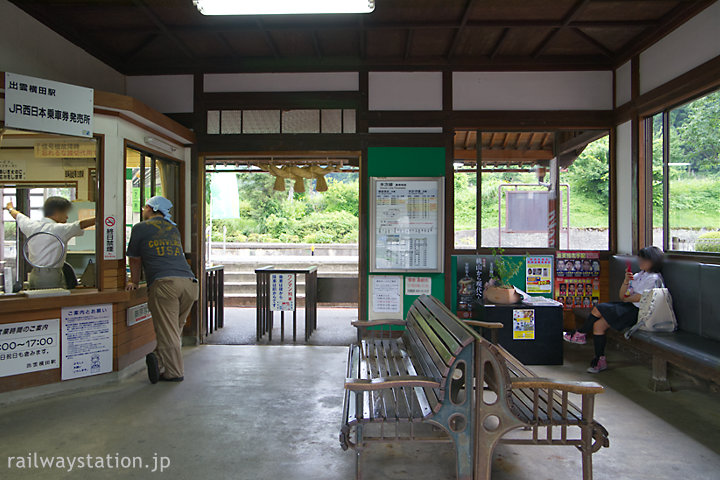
<box><xmin>0</xmin><ymin>319</ymin><xmax>59</xmax><ymax>378</ymax></box>
<box><xmin>405</xmin><ymin>276</ymin><xmax>432</xmax><ymax>296</ymax></box>
<box><xmin>61</xmin><ymin>304</ymin><xmax>113</xmax><ymax>380</ymax></box>
<box><xmin>371</xmin><ymin>276</ymin><xmax>403</xmax><ymax>314</ymax></box>
<box><xmin>4</xmin><ymin>72</ymin><xmax>93</xmax><ymax>138</ymax></box>
<box><xmin>127</xmin><ymin>303</ymin><xmax>152</xmax><ymax>327</ymax></box>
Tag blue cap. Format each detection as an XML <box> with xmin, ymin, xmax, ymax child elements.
<box><xmin>146</xmin><ymin>196</ymin><xmax>176</xmax><ymax>225</ymax></box>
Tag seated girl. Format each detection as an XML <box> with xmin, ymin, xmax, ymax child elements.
<box><xmin>564</xmin><ymin>246</ymin><xmax>665</xmax><ymax>373</ymax></box>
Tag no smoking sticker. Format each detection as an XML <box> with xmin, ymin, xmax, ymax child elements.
<box><xmin>104</xmin><ymin>216</ymin><xmax>116</xmax><ymax>227</ymax></box>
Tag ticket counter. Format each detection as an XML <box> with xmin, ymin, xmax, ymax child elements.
<box><xmin>0</xmin><ymin>72</ymin><xmax>194</xmax><ymax>393</ymax></box>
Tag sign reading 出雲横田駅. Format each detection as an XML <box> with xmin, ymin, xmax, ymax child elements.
<box><xmin>4</xmin><ymin>72</ymin><xmax>93</xmax><ymax>138</ymax></box>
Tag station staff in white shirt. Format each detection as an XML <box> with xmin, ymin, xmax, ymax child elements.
<box><xmin>5</xmin><ymin>197</ymin><xmax>95</xmax><ymax>289</ymax></box>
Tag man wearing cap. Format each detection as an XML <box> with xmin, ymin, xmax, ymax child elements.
<box><xmin>126</xmin><ymin>196</ymin><xmax>198</xmax><ymax>383</ymax></box>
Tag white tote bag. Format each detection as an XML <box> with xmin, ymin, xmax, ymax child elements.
<box><xmin>625</xmin><ymin>288</ymin><xmax>677</xmax><ymax>338</ymax></box>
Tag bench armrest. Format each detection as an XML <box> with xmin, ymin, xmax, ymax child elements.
<box><xmin>463</xmin><ymin>320</ymin><xmax>504</xmax><ymax>329</ymax></box>
<box><xmin>345</xmin><ymin>376</ymin><xmax>441</xmax><ymax>391</ymax></box>
<box><xmin>511</xmin><ymin>377</ymin><xmax>605</xmax><ymax>395</ymax></box>
<box><xmin>351</xmin><ymin>319</ymin><xmax>406</xmax><ymax>328</ymax></box>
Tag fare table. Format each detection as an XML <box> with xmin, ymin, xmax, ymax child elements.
<box><xmin>255</xmin><ymin>266</ymin><xmax>318</xmax><ymax>342</ymax></box>
<box><xmin>479</xmin><ymin>300</ymin><xmax>564</xmax><ymax>365</ymax></box>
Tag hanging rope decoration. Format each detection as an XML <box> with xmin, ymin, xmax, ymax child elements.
<box><xmin>257</xmin><ymin>163</ymin><xmax>340</xmax><ymax>193</ymax></box>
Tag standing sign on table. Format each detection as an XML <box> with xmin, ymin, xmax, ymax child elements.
<box><xmin>270</xmin><ymin>273</ymin><xmax>295</xmax><ymax>311</ymax></box>
<box><xmin>61</xmin><ymin>304</ymin><xmax>113</xmax><ymax>380</ymax></box>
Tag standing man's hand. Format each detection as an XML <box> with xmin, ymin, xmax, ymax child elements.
<box><xmin>126</xmin><ymin>281</ymin><xmax>138</xmax><ymax>291</ymax></box>
<box><xmin>5</xmin><ymin>202</ymin><xmax>13</xmax><ymax>211</ymax></box>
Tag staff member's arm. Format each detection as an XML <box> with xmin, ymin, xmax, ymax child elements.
<box><xmin>5</xmin><ymin>202</ymin><xmax>19</xmax><ymax>220</ymax></box>
<box><xmin>79</xmin><ymin>217</ymin><xmax>96</xmax><ymax>229</ymax></box>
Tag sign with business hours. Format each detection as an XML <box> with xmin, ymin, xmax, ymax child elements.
<box><xmin>405</xmin><ymin>276</ymin><xmax>432</xmax><ymax>296</ymax></box>
<box><xmin>513</xmin><ymin>309</ymin><xmax>535</xmax><ymax>340</ymax></box>
<box><xmin>270</xmin><ymin>274</ymin><xmax>295</xmax><ymax>311</ymax></box>
<box><xmin>0</xmin><ymin>319</ymin><xmax>59</xmax><ymax>378</ymax></box>
<box><xmin>4</xmin><ymin>72</ymin><xmax>93</xmax><ymax>138</ymax></box>
<box><xmin>103</xmin><ymin>216</ymin><xmax>119</xmax><ymax>260</ymax></box>
<box><xmin>0</xmin><ymin>158</ymin><xmax>26</xmax><ymax>181</ymax></box>
<box><xmin>525</xmin><ymin>256</ymin><xmax>553</xmax><ymax>294</ymax></box>
<box><xmin>61</xmin><ymin>304</ymin><xmax>113</xmax><ymax>380</ymax></box>
<box><xmin>127</xmin><ymin>303</ymin><xmax>152</xmax><ymax>327</ymax></box>
<box><xmin>372</xmin><ymin>276</ymin><xmax>402</xmax><ymax>314</ymax></box>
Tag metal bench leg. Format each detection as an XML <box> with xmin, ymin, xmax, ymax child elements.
<box><xmin>355</xmin><ymin>426</ymin><xmax>363</xmax><ymax>480</ymax></box>
<box><xmin>650</xmin><ymin>355</ymin><xmax>671</xmax><ymax>392</ymax></box>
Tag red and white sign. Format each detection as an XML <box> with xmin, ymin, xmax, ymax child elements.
<box><xmin>405</xmin><ymin>276</ymin><xmax>432</xmax><ymax>296</ymax></box>
<box><xmin>270</xmin><ymin>273</ymin><xmax>295</xmax><ymax>311</ymax></box>
<box><xmin>104</xmin><ymin>216</ymin><xmax>116</xmax><ymax>227</ymax></box>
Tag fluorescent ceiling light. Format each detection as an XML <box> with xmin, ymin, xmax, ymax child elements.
<box><xmin>193</xmin><ymin>0</ymin><xmax>375</xmax><ymax>15</ymax></box>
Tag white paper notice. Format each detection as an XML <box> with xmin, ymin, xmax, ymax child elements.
<box><xmin>375</xmin><ymin>180</ymin><xmax>440</xmax><ymax>271</ymax></box>
<box><xmin>61</xmin><ymin>304</ymin><xmax>113</xmax><ymax>380</ymax></box>
<box><xmin>405</xmin><ymin>276</ymin><xmax>432</xmax><ymax>296</ymax></box>
<box><xmin>270</xmin><ymin>273</ymin><xmax>296</xmax><ymax>311</ymax></box>
<box><xmin>0</xmin><ymin>319</ymin><xmax>59</xmax><ymax>378</ymax></box>
<box><xmin>372</xmin><ymin>276</ymin><xmax>402</xmax><ymax>313</ymax></box>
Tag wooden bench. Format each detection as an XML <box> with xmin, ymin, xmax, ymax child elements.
<box><xmin>340</xmin><ymin>295</ymin><xmax>609</xmax><ymax>480</ymax></box>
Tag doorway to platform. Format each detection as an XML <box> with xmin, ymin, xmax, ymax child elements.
<box><xmin>201</xmin><ymin>152</ymin><xmax>361</xmax><ymax>346</ymax></box>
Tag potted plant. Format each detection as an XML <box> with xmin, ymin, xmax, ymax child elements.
<box><xmin>484</xmin><ymin>249</ymin><xmax>522</xmax><ymax>304</ymax></box>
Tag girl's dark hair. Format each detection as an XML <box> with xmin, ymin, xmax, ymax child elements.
<box><xmin>638</xmin><ymin>246</ymin><xmax>664</xmax><ymax>273</ymax></box>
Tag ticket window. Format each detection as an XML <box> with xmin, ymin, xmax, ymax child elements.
<box><xmin>124</xmin><ymin>146</ymin><xmax>181</xmax><ymax>257</ymax></box>
<box><xmin>0</xmin><ymin>132</ymin><xmax>99</xmax><ymax>290</ymax></box>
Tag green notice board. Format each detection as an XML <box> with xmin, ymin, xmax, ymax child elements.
<box><xmin>366</xmin><ymin>147</ymin><xmax>446</xmax><ymax>320</ymax></box>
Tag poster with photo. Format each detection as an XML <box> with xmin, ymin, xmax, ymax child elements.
<box><xmin>555</xmin><ymin>252</ymin><xmax>601</xmax><ymax>311</ymax></box>
<box><xmin>525</xmin><ymin>256</ymin><xmax>553</xmax><ymax>294</ymax></box>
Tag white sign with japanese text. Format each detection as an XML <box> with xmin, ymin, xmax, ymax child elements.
<box><xmin>61</xmin><ymin>304</ymin><xmax>113</xmax><ymax>380</ymax></box>
<box><xmin>127</xmin><ymin>303</ymin><xmax>152</xmax><ymax>327</ymax></box>
<box><xmin>270</xmin><ymin>273</ymin><xmax>295</xmax><ymax>311</ymax></box>
<box><xmin>103</xmin><ymin>215</ymin><xmax>119</xmax><ymax>260</ymax></box>
<box><xmin>405</xmin><ymin>276</ymin><xmax>432</xmax><ymax>296</ymax></box>
<box><xmin>371</xmin><ymin>276</ymin><xmax>403</xmax><ymax>314</ymax></box>
<box><xmin>0</xmin><ymin>319</ymin><xmax>59</xmax><ymax>378</ymax></box>
<box><xmin>4</xmin><ymin>72</ymin><xmax>93</xmax><ymax>138</ymax></box>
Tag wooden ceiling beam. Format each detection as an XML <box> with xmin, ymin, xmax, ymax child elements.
<box><xmin>532</xmin><ymin>0</ymin><xmax>591</xmax><ymax>58</ymax></box>
<box><xmin>404</xmin><ymin>29</ymin><xmax>414</xmax><ymax>60</ymax></box>
<box><xmin>557</xmin><ymin>130</ymin><xmax>608</xmax><ymax>156</ymax></box>
<box><xmin>573</xmin><ymin>28</ymin><xmax>613</xmax><ymax>58</ymax></box>
<box><xmin>455</xmin><ymin>149</ymin><xmax>554</xmax><ymax>161</ymax></box>
<box><xmin>613</xmin><ymin>0</ymin><xmax>715</xmax><ymax>66</ymax></box>
<box><xmin>490</xmin><ymin>27</ymin><xmax>510</xmax><ymax>59</ymax></box>
<box><xmin>447</xmin><ymin>0</ymin><xmax>480</xmax><ymax>58</ymax></box>
<box><xmin>463</xmin><ymin>130</ymin><xmax>472</xmax><ymax>149</ymax></box>
<box><xmin>256</xmin><ymin>19</ymin><xmax>281</xmax><ymax>58</ymax></box>
<box><xmin>312</xmin><ymin>31</ymin><xmax>323</xmax><ymax>59</ymax></box>
<box><xmin>130</xmin><ymin>0</ymin><xmax>195</xmax><ymax>59</ymax></box>
<box><xmin>122</xmin><ymin>33</ymin><xmax>159</xmax><ymax>63</ymax></box>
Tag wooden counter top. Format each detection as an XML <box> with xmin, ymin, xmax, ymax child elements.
<box><xmin>0</xmin><ymin>287</ymin><xmax>148</xmax><ymax>315</ymax></box>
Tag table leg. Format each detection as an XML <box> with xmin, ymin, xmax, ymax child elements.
<box><xmin>293</xmin><ymin>309</ymin><xmax>297</xmax><ymax>343</ymax></box>
<box><xmin>281</xmin><ymin>311</ymin><xmax>285</xmax><ymax>342</ymax></box>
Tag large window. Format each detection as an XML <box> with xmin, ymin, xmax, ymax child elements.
<box><xmin>648</xmin><ymin>89</ymin><xmax>720</xmax><ymax>253</ymax></box>
<box><xmin>452</xmin><ymin>130</ymin><xmax>609</xmax><ymax>251</ymax></box>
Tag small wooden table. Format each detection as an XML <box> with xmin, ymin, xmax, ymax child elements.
<box><xmin>255</xmin><ymin>266</ymin><xmax>318</xmax><ymax>342</ymax></box>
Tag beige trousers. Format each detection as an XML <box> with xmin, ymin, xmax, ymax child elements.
<box><xmin>148</xmin><ymin>277</ymin><xmax>198</xmax><ymax>378</ymax></box>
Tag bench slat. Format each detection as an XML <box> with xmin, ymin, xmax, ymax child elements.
<box><xmin>418</xmin><ymin>295</ymin><xmax>477</xmax><ymax>347</ymax></box>
<box><xmin>367</xmin><ymin>340</ymin><xmax>390</xmax><ymax>420</ymax></box>
<box><xmin>407</xmin><ymin>312</ymin><xmax>455</xmax><ymax>368</ymax></box>
<box><xmin>411</xmin><ymin>305</ymin><xmax>464</xmax><ymax>357</ymax></box>
<box><xmin>359</xmin><ymin>341</ymin><xmax>372</xmax><ymax>422</ymax></box>
<box><xmin>392</xmin><ymin>340</ymin><xmax>438</xmax><ymax>416</ymax></box>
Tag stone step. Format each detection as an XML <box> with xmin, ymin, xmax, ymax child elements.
<box><xmin>224</xmin><ymin>271</ymin><xmax>359</xmax><ymax>281</ymax></box>
<box><xmin>214</xmin><ymin>260</ymin><xmax>359</xmax><ymax>274</ymax></box>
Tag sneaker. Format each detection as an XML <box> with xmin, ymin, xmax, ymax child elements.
<box><xmin>563</xmin><ymin>331</ymin><xmax>587</xmax><ymax>345</ymax></box>
<box><xmin>159</xmin><ymin>375</ymin><xmax>184</xmax><ymax>382</ymax></box>
<box><xmin>146</xmin><ymin>353</ymin><xmax>160</xmax><ymax>384</ymax></box>
<box><xmin>587</xmin><ymin>356</ymin><xmax>608</xmax><ymax>374</ymax></box>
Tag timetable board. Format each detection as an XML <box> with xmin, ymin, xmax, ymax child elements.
<box><xmin>370</xmin><ymin>177</ymin><xmax>444</xmax><ymax>273</ymax></box>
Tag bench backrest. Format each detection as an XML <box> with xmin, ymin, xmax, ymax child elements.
<box><xmin>610</xmin><ymin>255</ymin><xmax>720</xmax><ymax>341</ymax></box>
<box><xmin>401</xmin><ymin>296</ymin><xmax>479</xmax><ymax>400</ymax></box>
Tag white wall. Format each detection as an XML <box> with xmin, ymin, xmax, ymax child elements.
<box><xmin>640</xmin><ymin>1</ymin><xmax>720</xmax><ymax>94</ymax></box>
<box><xmin>94</xmin><ymin>115</ymin><xmax>191</xmax><ymax>250</ymax></box>
<box><xmin>0</xmin><ymin>0</ymin><xmax>125</xmax><ymax>94</ymax></box>
<box><xmin>453</xmin><ymin>71</ymin><xmax>613</xmax><ymax>110</ymax></box>
<box><xmin>616</xmin><ymin>121</ymin><xmax>633</xmax><ymax>254</ymax></box>
<box><xmin>615</xmin><ymin>61</ymin><xmax>632</xmax><ymax>107</ymax></box>
<box><xmin>204</xmin><ymin>72</ymin><xmax>358</xmax><ymax>92</ymax></box>
<box><xmin>126</xmin><ymin>75</ymin><xmax>194</xmax><ymax>114</ymax></box>
<box><xmin>368</xmin><ymin>72</ymin><xmax>443</xmax><ymax>111</ymax></box>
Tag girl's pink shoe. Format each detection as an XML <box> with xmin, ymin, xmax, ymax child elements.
<box><xmin>563</xmin><ymin>331</ymin><xmax>587</xmax><ymax>345</ymax></box>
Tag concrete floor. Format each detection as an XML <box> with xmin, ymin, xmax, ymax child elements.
<box><xmin>1</xmin><ymin>344</ymin><xmax>719</xmax><ymax>480</ymax></box>
<box><xmin>205</xmin><ymin>307</ymin><xmax>358</xmax><ymax>346</ymax></box>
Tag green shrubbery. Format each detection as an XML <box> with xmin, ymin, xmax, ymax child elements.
<box><xmin>696</xmin><ymin>231</ymin><xmax>720</xmax><ymax>253</ymax></box>
<box><xmin>208</xmin><ymin>174</ymin><xmax>360</xmax><ymax>244</ymax></box>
